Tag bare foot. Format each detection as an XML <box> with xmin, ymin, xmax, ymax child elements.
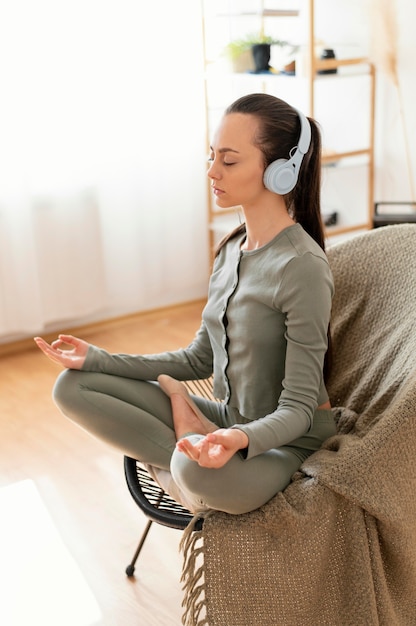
<box><xmin>157</xmin><ymin>375</ymin><xmax>217</xmax><ymax>439</ymax></box>
<box><xmin>170</xmin><ymin>394</ymin><xmax>217</xmax><ymax>439</ymax></box>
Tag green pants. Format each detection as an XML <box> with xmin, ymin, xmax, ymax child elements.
<box><xmin>53</xmin><ymin>369</ymin><xmax>336</xmax><ymax>515</ymax></box>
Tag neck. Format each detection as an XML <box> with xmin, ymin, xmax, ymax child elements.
<box><xmin>241</xmin><ymin>199</ymin><xmax>295</xmax><ymax>251</ymax></box>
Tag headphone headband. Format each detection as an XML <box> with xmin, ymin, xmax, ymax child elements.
<box><xmin>296</xmin><ymin>108</ymin><xmax>311</xmax><ymax>154</ymax></box>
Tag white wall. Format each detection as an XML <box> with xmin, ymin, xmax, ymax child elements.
<box><xmin>372</xmin><ymin>1</ymin><xmax>416</xmax><ymax>202</ymax></box>
<box><xmin>0</xmin><ymin>0</ymin><xmax>210</xmax><ymax>344</ymax></box>
<box><xmin>317</xmin><ymin>0</ymin><xmax>416</xmax><ymax>203</ymax></box>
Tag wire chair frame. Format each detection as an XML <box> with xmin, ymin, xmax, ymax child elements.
<box><xmin>124</xmin><ymin>377</ymin><xmax>214</xmax><ymax>577</ymax></box>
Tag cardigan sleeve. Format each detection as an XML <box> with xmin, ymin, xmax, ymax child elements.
<box><xmin>81</xmin><ymin>320</ymin><xmax>214</xmax><ymax>382</ymax></box>
<box><xmin>232</xmin><ymin>252</ymin><xmax>333</xmax><ymax>459</ymax></box>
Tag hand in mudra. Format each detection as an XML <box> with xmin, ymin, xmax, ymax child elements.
<box><xmin>34</xmin><ymin>334</ymin><xmax>90</xmax><ymax>370</ymax></box>
<box><xmin>176</xmin><ymin>428</ymin><xmax>248</xmax><ymax>469</ymax></box>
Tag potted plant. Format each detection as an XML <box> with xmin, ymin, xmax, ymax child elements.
<box><xmin>225</xmin><ymin>34</ymin><xmax>296</xmax><ymax>73</ymax></box>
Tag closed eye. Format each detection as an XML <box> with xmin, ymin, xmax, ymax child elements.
<box><xmin>207</xmin><ymin>151</ymin><xmax>237</xmax><ymax>166</ymax></box>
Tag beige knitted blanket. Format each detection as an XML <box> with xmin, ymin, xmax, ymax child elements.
<box><xmin>181</xmin><ymin>224</ymin><xmax>416</xmax><ymax>626</ymax></box>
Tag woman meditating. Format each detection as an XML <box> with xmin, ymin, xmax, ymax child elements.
<box><xmin>35</xmin><ymin>93</ymin><xmax>335</xmax><ymax>515</ymax></box>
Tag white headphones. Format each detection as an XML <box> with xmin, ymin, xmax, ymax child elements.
<box><xmin>263</xmin><ymin>108</ymin><xmax>311</xmax><ymax>195</ymax></box>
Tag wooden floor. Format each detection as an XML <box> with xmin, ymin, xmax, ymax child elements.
<box><xmin>0</xmin><ymin>300</ymin><xmax>205</xmax><ymax>626</ymax></box>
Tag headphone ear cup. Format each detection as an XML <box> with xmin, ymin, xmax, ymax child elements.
<box><xmin>263</xmin><ymin>158</ymin><xmax>297</xmax><ymax>195</ymax></box>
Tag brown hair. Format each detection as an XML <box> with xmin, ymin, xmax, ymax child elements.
<box><xmin>216</xmin><ymin>92</ymin><xmax>325</xmax><ymax>252</ymax></box>
<box><xmin>215</xmin><ymin>93</ymin><xmax>332</xmax><ymax>379</ymax></box>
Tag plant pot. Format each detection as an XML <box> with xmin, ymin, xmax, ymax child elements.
<box><xmin>231</xmin><ymin>49</ymin><xmax>255</xmax><ymax>73</ymax></box>
<box><xmin>251</xmin><ymin>43</ymin><xmax>271</xmax><ymax>73</ymax></box>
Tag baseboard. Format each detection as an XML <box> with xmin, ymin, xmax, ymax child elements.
<box><xmin>0</xmin><ymin>299</ymin><xmax>206</xmax><ymax>358</ymax></box>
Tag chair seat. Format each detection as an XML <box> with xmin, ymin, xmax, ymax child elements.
<box><xmin>124</xmin><ymin>456</ymin><xmax>203</xmax><ymax>531</ymax></box>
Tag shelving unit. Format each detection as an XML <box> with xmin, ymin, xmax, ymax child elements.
<box><xmin>201</xmin><ymin>0</ymin><xmax>376</xmax><ymax>254</ymax></box>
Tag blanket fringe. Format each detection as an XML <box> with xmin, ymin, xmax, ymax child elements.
<box><xmin>180</xmin><ymin>511</ymin><xmax>213</xmax><ymax>626</ymax></box>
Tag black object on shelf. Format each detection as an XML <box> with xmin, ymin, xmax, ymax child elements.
<box><xmin>318</xmin><ymin>48</ymin><xmax>337</xmax><ymax>74</ymax></box>
<box><xmin>323</xmin><ymin>211</ymin><xmax>338</xmax><ymax>227</ymax></box>
<box><xmin>373</xmin><ymin>202</ymin><xmax>416</xmax><ymax>228</ymax></box>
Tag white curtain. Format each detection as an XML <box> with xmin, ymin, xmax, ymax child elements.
<box><xmin>0</xmin><ymin>0</ymin><xmax>209</xmax><ymax>342</ymax></box>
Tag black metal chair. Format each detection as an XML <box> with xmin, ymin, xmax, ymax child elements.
<box><xmin>124</xmin><ymin>378</ymin><xmax>214</xmax><ymax>577</ymax></box>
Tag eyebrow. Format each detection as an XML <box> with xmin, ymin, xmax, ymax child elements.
<box><xmin>210</xmin><ymin>146</ymin><xmax>240</xmax><ymax>154</ymax></box>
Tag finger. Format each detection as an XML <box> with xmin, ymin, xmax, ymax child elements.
<box><xmin>34</xmin><ymin>336</ymin><xmax>50</xmax><ymax>347</ymax></box>
<box><xmin>196</xmin><ymin>438</ymin><xmax>219</xmax><ymax>467</ymax></box>
<box><xmin>178</xmin><ymin>438</ymin><xmax>198</xmax><ymax>456</ymax></box>
<box><xmin>34</xmin><ymin>337</ymin><xmax>46</xmax><ymax>349</ymax></box>
<box><xmin>50</xmin><ymin>339</ymin><xmax>66</xmax><ymax>350</ymax></box>
<box><xmin>34</xmin><ymin>338</ymin><xmax>55</xmax><ymax>355</ymax></box>
<box><xmin>34</xmin><ymin>338</ymin><xmax>70</xmax><ymax>364</ymax></box>
<box><xmin>58</xmin><ymin>334</ymin><xmax>81</xmax><ymax>346</ymax></box>
<box><xmin>35</xmin><ymin>336</ymin><xmax>65</xmax><ymax>354</ymax></box>
<box><xmin>204</xmin><ymin>433</ymin><xmax>218</xmax><ymax>444</ymax></box>
<box><xmin>176</xmin><ymin>439</ymin><xmax>199</xmax><ymax>461</ymax></box>
<box><xmin>177</xmin><ymin>447</ymin><xmax>198</xmax><ymax>462</ymax></box>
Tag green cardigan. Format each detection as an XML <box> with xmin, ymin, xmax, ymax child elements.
<box><xmin>84</xmin><ymin>223</ymin><xmax>333</xmax><ymax>460</ymax></box>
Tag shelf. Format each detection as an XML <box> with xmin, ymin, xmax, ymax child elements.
<box><xmin>322</xmin><ymin>149</ymin><xmax>371</xmax><ymax>165</ymax></box>
<box><xmin>202</xmin><ymin>0</ymin><xmax>375</xmax><ymax>259</ymax></box>
<box><xmin>216</xmin><ymin>10</ymin><xmax>299</xmax><ymax>17</ymax></box>
<box><xmin>313</xmin><ymin>56</ymin><xmax>372</xmax><ymax>72</ymax></box>
<box><xmin>203</xmin><ymin>54</ymin><xmax>368</xmax><ymax>81</ymax></box>
<box><xmin>325</xmin><ymin>222</ymin><xmax>371</xmax><ymax>238</ymax></box>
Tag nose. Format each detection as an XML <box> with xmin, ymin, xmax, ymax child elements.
<box><xmin>207</xmin><ymin>160</ymin><xmax>220</xmax><ymax>180</ymax></box>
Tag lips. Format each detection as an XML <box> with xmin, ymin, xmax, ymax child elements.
<box><xmin>212</xmin><ymin>186</ymin><xmax>224</xmax><ymax>196</ymax></box>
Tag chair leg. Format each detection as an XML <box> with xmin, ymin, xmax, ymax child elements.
<box><xmin>125</xmin><ymin>519</ymin><xmax>153</xmax><ymax>577</ymax></box>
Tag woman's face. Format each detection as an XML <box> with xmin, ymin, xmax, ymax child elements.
<box><xmin>208</xmin><ymin>112</ymin><xmax>266</xmax><ymax>209</ymax></box>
